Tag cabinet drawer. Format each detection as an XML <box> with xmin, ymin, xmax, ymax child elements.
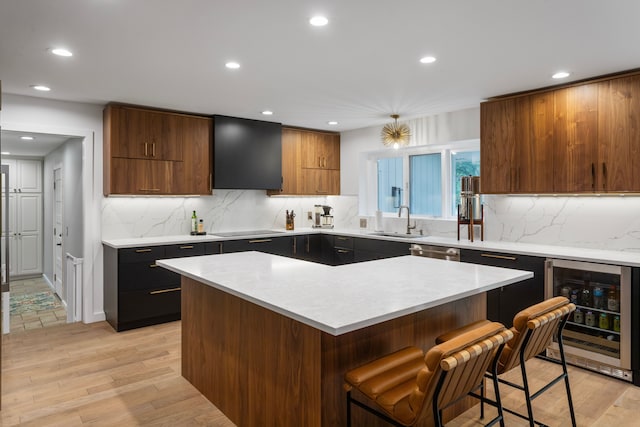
<box><xmin>119</xmin><ymin>262</ymin><xmax>179</xmax><ymax>291</ymax></box>
<box><xmin>205</xmin><ymin>241</ymin><xmax>224</xmax><ymax>255</ymax></box>
<box><xmin>118</xmin><ymin>287</ymin><xmax>181</xmax><ymax>323</ymax></box>
<box><xmin>119</xmin><ymin>246</ymin><xmax>165</xmax><ymax>263</ymax></box>
<box><xmin>164</xmin><ymin>242</ymin><xmax>206</xmax><ymax>258</ymax></box>
<box><xmin>460</xmin><ymin>250</ymin><xmax>543</xmax><ymax>272</ymax></box>
<box><xmin>333</xmin><ymin>235</ymin><xmax>354</xmax><ymax>249</ymax></box>
<box><xmin>334</xmin><ymin>247</ymin><xmax>355</xmax><ymax>265</ymax></box>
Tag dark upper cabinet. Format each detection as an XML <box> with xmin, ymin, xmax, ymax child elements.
<box><xmin>213</xmin><ymin>115</ymin><xmax>282</xmax><ymax>189</ymax></box>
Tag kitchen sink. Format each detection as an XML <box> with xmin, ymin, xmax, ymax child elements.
<box><xmin>367</xmin><ymin>232</ymin><xmax>423</xmax><ymax>239</ymax></box>
<box><xmin>209</xmin><ymin>230</ymin><xmax>285</xmax><ymax>237</ymax></box>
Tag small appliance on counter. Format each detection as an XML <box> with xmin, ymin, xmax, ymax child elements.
<box><xmin>311</xmin><ymin>205</ymin><xmax>334</xmax><ymax>228</ymax></box>
<box><xmin>321</xmin><ymin>205</ymin><xmax>334</xmax><ymax>228</ymax></box>
<box><xmin>457</xmin><ymin>176</ymin><xmax>483</xmax><ymax>241</ymax></box>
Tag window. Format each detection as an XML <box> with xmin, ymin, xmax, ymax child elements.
<box><xmin>410</xmin><ymin>153</ymin><xmax>441</xmax><ymax>216</ymax></box>
<box><xmin>377</xmin><ymin>157</ymin><xmax>403</xmax><ymax>212</ymax></box>
<box><xmin>369</xmin><ymin>141</ymin><xmax>480</xmax><ymax>219</ymax></box>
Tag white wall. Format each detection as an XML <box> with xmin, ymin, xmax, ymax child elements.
<box><xmin>43</xmin><ymin>138</ymin><xmax>84</xmax><ymax>284</ymax></box>
<box><xmin>1</xmin><ymin>94</ymin><xmax>104</xmax><ymax>322</ymax></box>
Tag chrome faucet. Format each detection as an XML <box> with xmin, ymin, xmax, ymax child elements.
<box><xmin>398</xmin><ymin>205</ymin><xmax>417</xmax><ymax>235</ymax></box>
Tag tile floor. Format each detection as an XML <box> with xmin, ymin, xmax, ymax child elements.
<box><xmin>9</xmin><ymin>277</ymin><xmax>67</xmax><ymax>332</ymax></box>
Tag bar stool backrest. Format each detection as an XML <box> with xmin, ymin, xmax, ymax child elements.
<box><xmin>409</xmin><ymin>324</ymin><xmax>513</xmax><ymax>425</ymax></box>
<box><xmin>498</xmin><ymin>297</ymin><xmax>576</xmax><ymax>374</ymax></box>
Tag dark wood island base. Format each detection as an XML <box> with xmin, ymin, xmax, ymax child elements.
<box><xmin>181</xmin><ymin>276</ymin><xmax>486</xmax><ymax>426</ymax></box>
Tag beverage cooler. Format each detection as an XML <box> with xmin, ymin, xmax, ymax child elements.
<box><xmin>545</xmin><ymin>259</ymin><xmax>632</xmax><ymax>382</ymax></box>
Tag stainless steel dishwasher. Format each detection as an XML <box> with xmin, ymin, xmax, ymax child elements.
<box><xmin>410</xmin><ymin>244</ymin><xmax>460</xmax><ymax>261</ymax></box>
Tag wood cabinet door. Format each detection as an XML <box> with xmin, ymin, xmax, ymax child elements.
<box><xmin>301</xmin><ymin>130</ymin><xmax>340</xmax><ymax>169</ymax></box>
<box><xmin>553</xmin><ymin>84</ymin><xmax>598</xmax><ymax>193</ymax></box>
<box><xmin>179</xmin><ymin>115</ymin><xmax>212</xmax><ymax>195</ymax></box>
<box><xmin>597</xmin><ymin>75</ymin><xmax>640</xmax><ymax>192</ymax></box>
<box><xmin>515</xmin><ymin>93</ymin><xmax>555</xmax><ymax>193</ymax></box>
<box><xmin>480</xmin><ymin>98</ymin><xmax>516</xmax><ymax>194</ymax></box>
<box><xmin>281</xmin><ymin>128</ymin><xmax>302</xmax><ymax>194</ymax></box>
<box><xmin>110</xmin><ymin>158</ymin><xmax>181</xmax><ymax>195</ymax></box>
<box><xmin>300</xmin><ymin>169</ymin><xmax>340</xmax><ymax>195</ymax></box>
<box><xmin>110</xmin><ymin>106</ymin><xmax>183</xmax><ymax>161</ymax></box>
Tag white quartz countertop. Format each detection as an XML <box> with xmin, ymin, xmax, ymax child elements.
<box><xmin>103</xmin><ymin>228</ymin><xmax>640</xmax><ymax>267</ymax></box>
<box><xmin>157</xmin><ymin>252</ymin><xmax>533</xmax><ymax>336</ymax></box>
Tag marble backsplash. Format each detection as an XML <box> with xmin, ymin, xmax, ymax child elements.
<box><xmin>102</xmin><ymin>192</ymin><xmax>640</xmax><ymax>253</ymax></box>
<box><xmin>102</xmin><ymin>191</ymin><xmax>361</xmax><ymax>239</ymax></box>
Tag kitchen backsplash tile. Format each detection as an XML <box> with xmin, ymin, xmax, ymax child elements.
<box><xmin>102</xmin><ymin>191</ymin><xmax>361</xmax><ymax>239</ymax></box>
<box><xmin>102</xmin><ymin>192</ymin><xmax>640</xmax><ymax>253</ymax></box>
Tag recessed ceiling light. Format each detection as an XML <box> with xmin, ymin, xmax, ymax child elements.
<box><xmin>50</xmin><ymin>48</ymin><xmax>73</xmax><ymax>57</ymax></box>
<box><xmin>309</xmin><ymin>16</ymin><xmax>328</xmax><ymax>26</ymax></box>
<box><xmin>20</xmin><ymin>136</ymin><xmax>35</xmax><ymax>141</ymax></box>
<box><xmin>262</xmin><ymin>110</ymin><xmax>273</xmax><ymax>115</ymax></box>
<box><xmin>327</xmin><ymin>121</ymin><xmax>338</xmax><ymax>125</ymax></box>
<box><xmin>552</xmin><ymin>71</ymin><xmax>570</xmax><ymax>79</ymax></box>
<box><xmin>419</xmin><ymin>56</ymin><xmax>437</xmax><ymax>64</ymax></box>
<box><xmin>1</xmin><ymin>152</ymin><xmax>10</xmax><ymax>155</ymax></box>
<box><xmin>31</xmin><ymin>84</ymin><xmax>51</xmax><ymax>91</ymax></box>
<box><xmin>225</xmin><ymin>62</ymin><xmax>240</xmax><ymax>69</ymax></box>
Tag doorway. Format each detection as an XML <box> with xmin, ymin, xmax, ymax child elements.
<box><xmin>53</xmin><ymin>166</ymin><xmax>63</xmax><ymax>298</ymax></box>
<box><xmin>1</xmin><ymin>130</ymin><xmax>81</xmax><ymax>333</ymax></box>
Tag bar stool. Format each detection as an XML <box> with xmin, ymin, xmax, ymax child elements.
<box><xmin>436</xmin><ymin>296</ymin><xmax>577</xmax><ymax>427</ymax></box>
<box><xmin>343</xmin><ymin>321</ymin><xmax>514</xmax><ymax>427</ymax></box>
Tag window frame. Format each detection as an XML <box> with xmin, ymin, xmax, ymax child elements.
<box><xmin>362</xmin><ymin>139</ymin><xmax>480</xmax><ymax>220</ymax></box>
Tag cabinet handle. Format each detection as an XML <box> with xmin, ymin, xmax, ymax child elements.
<box><xmin>316</xmin><ymin>190</ymin><xmax>328</xmax><ymax>194</ymax></box>
<box><xmin>219</xmin><ymin>243</ymin><xmax>223</xmax><ymax>254</ymax></box>
<box><xmin>149</xmin><ymin>287</ymin><xmax>181</xmax><ymax>295</ymax></box>
<box><xmin>249</xmin><ymin>239</ymin><xmax>272</xmax><ymax>244</ymax></box>
<box><xmin>602</xmin><ymin>162</ymin><xmax>607</xmax><ymax>190</ymax></box>
<box><xmin>138</xmin><ymin>188</ymin><xmax>161</xmax><ymax>192</ymax></box>
<box><xmin>337</xmin><ymin>249</ymin><xmax>350</xmax><ymax>254</ymax></box>
<box><xmin>591</xmin><ymin>163</ymin><xmax>595</xmax><ymax>190</ymax></box>
<box><xmin>144</xmin><ymin>143</ymin><xmax>148</xmax><ymax>157</ymax></box>
<box><xmin>152</xmin><ymin>143</ymin><xmax>156</xmax><ymax>157</ymax></box>
<box><xmin>149</xmin><ymin>264</ymin><xmax>158</xmax><ymax>268</ymax></box>
<box><xmin>336</xmin><ymin>237</ymin><xmax>349</xmax><ymax>241</ymax></box>
<box><xmin>305</xmin><ymin>235</ymin><xmax>310</xmax><ymax>253</ymax></box>
<box><xmin>292</xmin><ymin>238</ymin><xmax>297</xmax><ymax>255</ymax></box>
<box><xmin>135</xmin><ymin>249</ymin><xmax>153</xmax><ymax>253</ymax></box>
<box><xmin>318</xmin><ymin>156</ymin><xmax>321</xmax><ymax>167</ymax></box>
<box><xmin>179</xmin><ymin>245</ymin><xmax>194</xmax><ymax>249</ymax></box>
<box><xmin>480</xmin><ymin>253</ymin><xmax>517</xmax><ymax>261</ymax></box>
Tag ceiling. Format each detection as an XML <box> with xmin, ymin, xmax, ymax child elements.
<box><xmin>1</xmin><ymin>1</ymin><xmax>639</xmax><ymax>132</ymax></box>
<box><xmin>1</xmin><ymin>130</ymin><xmax>74</xmax><ymax>157</ymax></box>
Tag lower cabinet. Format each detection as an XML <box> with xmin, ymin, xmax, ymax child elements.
<box><xmin>104</xmin><ymin>242</ymin><xmax>206</xmax><ymax>331</ymax></box>
<box><xmin>460</xmin><ymin>249</ymin><xmax>545</xmax><ymax>328</ymax></box>
<box><xmin>354</xmin><ymin>238</ymin><xmax>411</xmax><ymax>262</ymax></box>
<box><xmin>206</xmin><ymin>236</ymin><xmax>295</xmax><ymax>256</ymax></box>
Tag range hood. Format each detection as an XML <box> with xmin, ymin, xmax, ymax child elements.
<box><xmin>213</xmin><ymin>115</ymin><xmax>282</xmax><ymax>190</ymax></box>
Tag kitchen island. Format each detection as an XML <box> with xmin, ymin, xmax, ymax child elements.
<box><xmin>158</xmin><ymin>252</ymin><xmax>533</xmax><ymax>426</ymax></box>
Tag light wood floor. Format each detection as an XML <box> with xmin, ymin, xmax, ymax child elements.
<box><xmin>2</xmin><ymin>320</ymin><xmax>638</xmax><ymax>426</ymax></box>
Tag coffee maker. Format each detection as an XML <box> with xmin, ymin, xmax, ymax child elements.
<box><xmin>321</xmin><ymin>205</ymin><xmax>333</xmax><ymax>228</ymax></box>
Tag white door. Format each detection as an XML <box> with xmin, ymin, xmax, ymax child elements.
<box><xmin>16</xmin><ymin>193</ymin><xmax>42</xmax><ymax>276</ymax></box>
<box><xmin>1</xmin><ymin>194</ymin><xmax>17</xmax><ymax>276</ymax></box>
<box><xmin>53</xmin><ymin>168</ymin><xmax>64</xmax><ymax>299</ymax></box>
<box><xmin>1</xmin><ymin>159</ymin><xmax>17</xmax><ymax>192</ymax></box>
<box><xmin>17</xmin><ymin>160</ymin><xmax>42</xmax><ymax>193</ymax></box>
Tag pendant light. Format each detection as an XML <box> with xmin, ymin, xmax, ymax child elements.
<box><xmin>381</xmin><ymin>114</ymin><xmax>411</xmax><ymax>149</ymax></box>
